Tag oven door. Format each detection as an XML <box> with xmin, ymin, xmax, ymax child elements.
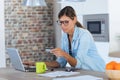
<box><xmin>87</xmin><ymin>21</ymin><xmax>101</xmax><ymax>34</ymax></box>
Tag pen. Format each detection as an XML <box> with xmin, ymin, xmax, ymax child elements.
<box><xmin>50</xmin><ymin>68</ymin><xmax>54</xmax><ymax>71</ymax></box>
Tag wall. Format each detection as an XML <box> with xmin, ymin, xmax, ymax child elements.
<box><xmin>0</xmin><ymin>0</ymin><xmax>6</xmax><ymax>68</ymax></box>
<box><xmin>109</xmin><ymin>0</ymin><xmax>120</xmax><ymax>52</ymax></box>
<box><xmin>83</xmin><ymin>0</ymin><xmax>108</xmax><ymax>14</ymax></box>
<box><xmin>5</xmin><ymin>0</ymin><xmax>55</xmax><ymax>65</ymax></box>
<box><xmin>108</xmin><ymin>0</ymin><xmax>120</xmax><ymax>61</ymax></box>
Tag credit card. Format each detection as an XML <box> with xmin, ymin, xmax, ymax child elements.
<box><xmin>45</xmin><ymin>49</ymin><xmax>51</xmax><ymax>53</ymax></box>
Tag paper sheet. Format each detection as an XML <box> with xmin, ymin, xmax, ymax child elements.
<box><xmin>53</xmin><ymin>75</ymin><xmax>103</xmax><ymax>80</ymax></box>
<box><xmin>38</xmin><ymin>71</ymin><xmax>80</xmax><ymax>77</ymax></box>
<box><xmin>0</xmin><ymin>78</ymin><xmax>8</xmax><ymax>80</ymax></box>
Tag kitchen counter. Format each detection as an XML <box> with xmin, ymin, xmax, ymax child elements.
<box><xmin>0</xmin><ymin>68</ymin><xmax>108</xmax><ymax>80</ymax></box>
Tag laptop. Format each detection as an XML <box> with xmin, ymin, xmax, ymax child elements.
<box><xmin>6</xmin><ymin>48</ymin><xmax>36</xmax><ymax>72</ymax></box>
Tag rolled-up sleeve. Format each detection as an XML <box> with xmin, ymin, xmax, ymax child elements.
<box><xmin>75</xmin><ymin>56</ymin><xmax>82</xmax><ymax>68</ymax></box>
<box><xmin>56</xmin><ymin>57</ymin><xmax>67</xmax><ymax>67</ymax></box>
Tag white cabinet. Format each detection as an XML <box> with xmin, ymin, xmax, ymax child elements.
<box><xmin>0</xmin><ymin>0</ymin><xmax>6</xmax><ymax>68</ymax></box>
<box><xmin>109</xmin><ymin>0</ymin><xmax>120</xmax><ymax>53</ymax></box>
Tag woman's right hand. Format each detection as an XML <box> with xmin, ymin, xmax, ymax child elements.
<box><xmin>51</xmin><ymin>48</ymin><xmax>66</xmax><ymax>57</ymax></box>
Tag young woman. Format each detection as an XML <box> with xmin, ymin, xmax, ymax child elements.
<box><xmin>24</xmin><ymin>6</ymin><xmax>105</xmax><ymax>72</ymax></box>
<box><xmin>45</xmin><ymin>6</ymin><xmax>105</xmax><ymax>72</ymax></box>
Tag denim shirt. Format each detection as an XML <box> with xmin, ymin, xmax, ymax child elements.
<box><xmin>56</xmin><ymin>26</ymin><xmax>105</xmax><ymax>72</ymax></box>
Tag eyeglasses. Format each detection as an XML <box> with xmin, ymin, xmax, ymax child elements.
<box><xmin>56</xmin><ymin>20</ymin><xmax>69</xmax><ymax>26</ymax></box>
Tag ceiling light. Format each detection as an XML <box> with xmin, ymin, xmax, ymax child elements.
<box><xmin>58</xmin><ymin>0</ymin><xmax>85</xmax><ymax>2</ymax></box>
<box><xmin>22</xmin><ymin>0</ymin><xmax>47</xmax><ymax>7</ymax></box>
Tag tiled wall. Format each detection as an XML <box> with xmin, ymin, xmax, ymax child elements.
<box><xmin>5</xmin><ymin>0</ymin><xmax>55</xmax><ymax>65</ymax></box>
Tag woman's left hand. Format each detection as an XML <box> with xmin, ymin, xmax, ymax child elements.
<box><xmin>51</xmin><ymin>48</ymin><xmax>66</xmax><ymax>57</ymax></box>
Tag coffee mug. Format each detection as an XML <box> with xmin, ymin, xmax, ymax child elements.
<box><xmin>36</xmin><ymin>62</ymin><xmax>47</xmax><ymax>74</ymax></box>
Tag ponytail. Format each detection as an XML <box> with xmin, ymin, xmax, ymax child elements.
<box><xmin>76</xmin><ymin>21</ymin><xmax>84</xmax><ymax>28</ymax></box>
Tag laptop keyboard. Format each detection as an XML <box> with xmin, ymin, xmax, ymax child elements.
<box><xmin>24</xmin><ymin>67</ymin><xmax>36</xmax><ymax>72</ymax></box>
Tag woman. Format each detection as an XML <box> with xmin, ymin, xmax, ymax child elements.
<box><xmin>24</xmin><ymin>6</ymin><xmax>105</xmax><ymax>72</ymax></box>
<box><xmin>45</xmin><ymin>6</ymin><xmax>105</xmax><ymax>72</ymax></box>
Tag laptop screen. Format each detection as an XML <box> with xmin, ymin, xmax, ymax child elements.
<box><xmin>7</xmin><ymin>48</ymin><xmax>26</xmax><ymax>71</ymax></box>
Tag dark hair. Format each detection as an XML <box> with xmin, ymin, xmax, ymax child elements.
<box><xmin>58</xmin><ymin>6</ymin><xmax>84</xmax><ymax>28</ymax></box>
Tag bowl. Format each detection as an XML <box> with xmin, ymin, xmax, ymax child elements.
<box><xmin>106</xmin><ymin>70</ymin><xmax>120</xmax><ymax>80</ymax></box>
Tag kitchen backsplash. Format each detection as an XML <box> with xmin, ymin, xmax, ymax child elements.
<box><xmin>5</xmin><ymin>0</ymin><xmax>55</xmax><ymax>66</ymax></box>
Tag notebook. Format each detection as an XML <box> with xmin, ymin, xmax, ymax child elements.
<box><xmin>6</xmin><ymin>48</ymin><xmax>36</xmax><ymax>72</ymax></box>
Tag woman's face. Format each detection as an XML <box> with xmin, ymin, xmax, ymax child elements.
<box><xmin>58</xmin><ymin>15</ymin><xmax>76</xmax><ymax>33</ymax></box>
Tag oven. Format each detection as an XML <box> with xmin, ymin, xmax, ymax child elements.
<box><xmin>83</xmin><ymin>14</ymin><xmax>109</xmax><ymax>42</ymax></box>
